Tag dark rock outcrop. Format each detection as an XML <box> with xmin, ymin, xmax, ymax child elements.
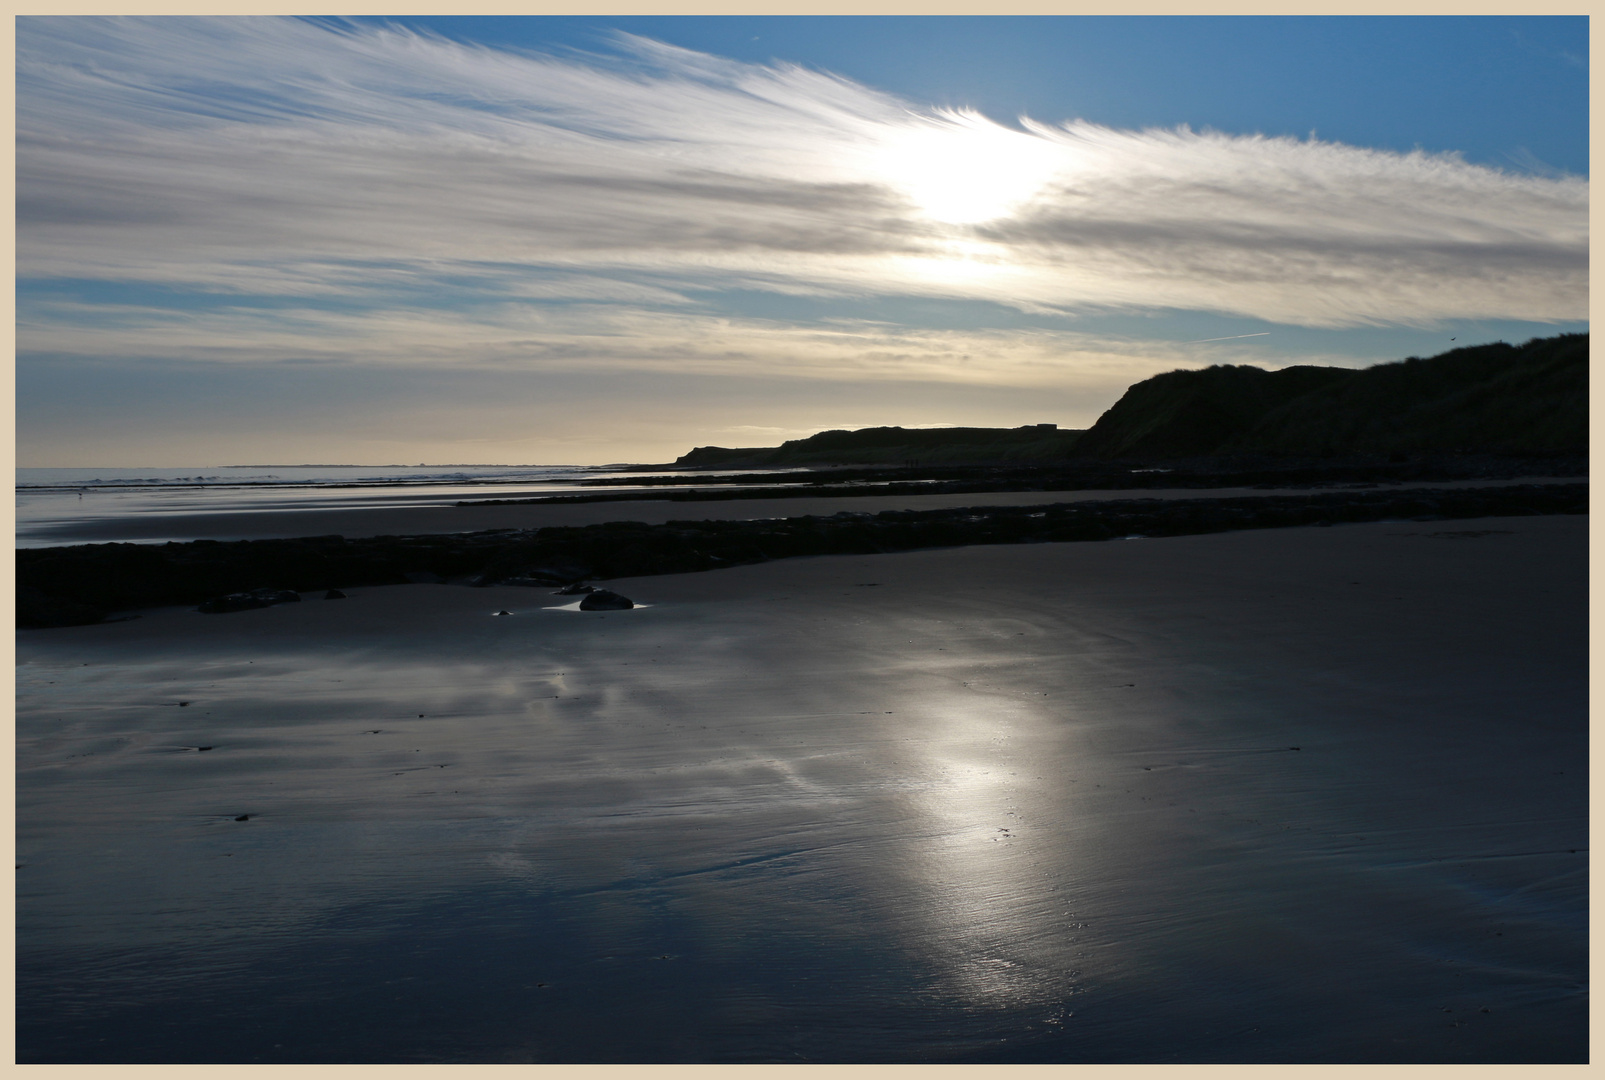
<box><xmin>530</xmin><ymin>560</ymin><xmax>594</xmax><ymax>582</ymax></box>
<box><xmin>15</xmin><ymin>483</ymin><xmax>1587</xmax><ymax>628</ymax></box>
<box><xmin>16</xmin><ymin>585</ymin><xmax>108</xmax><ymax>628</ymax></box>
<box><xmin>197</xmin><ymin>588</ymin><xmax>302</xmax><ymax>615</ymax></box>
<box><xmin>579</xmin><ymin>589</ymin><xmax>634</xmax><ymax>610</ymax></box>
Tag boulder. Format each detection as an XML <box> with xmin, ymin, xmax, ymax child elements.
<box><xmin>578</xmin><ymin>589</ymin><xmax>634</xmax><ymax>610</ymax></box>
<box><xmin>324</xmin><ymin>589</ymin><xmax>347</xmax><ymax>599</ymax></box>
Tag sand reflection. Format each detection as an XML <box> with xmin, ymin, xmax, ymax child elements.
<box><xmin>842</xmin><ymin>679</ymin><xmax>1087</xmax><ymax>1018</ymax></box>
<box><xmin>18</xmin><ymin>520</ymin><xmax>1588</xmax><ymax>1061</ymax></box>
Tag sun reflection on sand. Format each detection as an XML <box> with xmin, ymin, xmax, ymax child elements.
<box><xmin>17</xmin><ymin>516</ymin><xmax>1589</xmax><ymax>1060</ymax></box>
<box><xmin>875</xmin><ymin>691</ymin><xmax>1082</xmax><ymax>1012</ymax></box>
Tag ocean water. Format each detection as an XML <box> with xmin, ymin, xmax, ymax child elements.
<box><xmin>15</xmin><ymin>464</ymin><xmax>792</xmax><ymax>548</ymax></box>
<box><xmin>17</xmin><ymin>463</ymin><xmax>634</xmax><ymax>489</ymax></box>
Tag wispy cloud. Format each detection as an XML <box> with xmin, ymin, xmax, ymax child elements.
<box><xmin>22</xmin><ymin>298</ymin><xmax>1272</xmax><ymax>390</ymax></box>
<box><xmin>17</xmin><ymin>14</ymin><xmax>1588</xmax><ymax>383</ymax></box>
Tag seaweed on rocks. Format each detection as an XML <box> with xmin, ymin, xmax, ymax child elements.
<box><xmin>16</xmin><ymin>483</ymin><xmax>1587</xmax><ymax>627</ymax></box>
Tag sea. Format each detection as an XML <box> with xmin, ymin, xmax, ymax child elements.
<box><xmin>15</xmin><ymin>463</ymin><xmax>785</xmax><ymax>548</ymax></box>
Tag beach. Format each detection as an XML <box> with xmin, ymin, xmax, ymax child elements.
<box><xmin>15</xmin><ymin>511</ymin><xmax>1587</xmax><ymax>1063</ymax></box>
<box><xmin>17</xmin><ymin>475</ymin><xmax>1582</xmax><ymax>547</ymax></box>
<box><xmin>18</xmin><ymin>11</ymin><xmax>1590</xmax><ymax>1065</ymax></box>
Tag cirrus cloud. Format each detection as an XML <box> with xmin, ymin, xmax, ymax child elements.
<box><xmin>17</xmin><ymin>13</ymin><xmax>1587</xmax><ymax>384</ymax></box>
<box><xmin>21</xmin><ymin>297</ymin><xmax>1274</xmax><ymax>392</ymax></box>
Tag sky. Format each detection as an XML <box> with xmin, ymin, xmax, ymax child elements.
<box><xmin>16</xmin><ymin>15</ymin><xmax>1589</xmax><ymax>466</ymax></box>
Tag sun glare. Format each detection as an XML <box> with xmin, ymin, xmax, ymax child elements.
<box><xmin>875</xmin><ymin>111</ymin><xmax>1066</xmax><ymax>226</ymax></box>
<box><xmin>900</xmin><ymin>238</ymin><xmax>1019</xmax><ymax>289</ymax></box>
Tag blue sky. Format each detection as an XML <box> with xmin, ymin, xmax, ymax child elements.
<box><xmin>17</xmin><ymin>16</ymin><xmax>1588</xmax><ymax>465</ymax></box>
<box><xmin>368</xmin><ymin>16</ymin><xmax>1589</xmax><ymax>173</ymax></box>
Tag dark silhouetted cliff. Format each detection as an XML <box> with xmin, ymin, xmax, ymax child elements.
<box><xmin>676</xmin><ymin>424</ymin><xmax>1082</xmax><ymax>468</ymax></box>
<box><xmin>670</xmin><ymin>334</ymin><xmax>1585</xmax><ymax>469</ymax></box>
<box><xmin>1075</xmin><ymin>333</ymin><xmax>1586</xmax><ymax>460</ymax></box>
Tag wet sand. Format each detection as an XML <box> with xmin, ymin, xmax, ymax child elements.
<box><xmin>19</xmin><ymin>476</ymin><xmax>1583</xmax><ymax>546</ymax></box>
<box><xmin>15</xmin><ymin>515</ymin><xmax>1587</xmax><ymax>1062</ymax></box>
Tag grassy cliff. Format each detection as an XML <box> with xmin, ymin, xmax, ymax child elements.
<box><xmin>676</xmin><ymin>424</ymin><xmax>1083</xmax><ymax>468</ymax></box>
<box><xmin>1075</xmin><ymin>333</ymin><xmax>1587</xmax><ymax>460</ymax></box>
<box><xmin>672</xmin><ymin>334</ymin><xmax>1586</xmax><ymax>469</ymax></box>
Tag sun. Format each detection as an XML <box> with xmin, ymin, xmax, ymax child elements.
<box><xmin>874</xmin><ymin>110</ymin><xmax>1066</xmax><ymax>226</ymax></box>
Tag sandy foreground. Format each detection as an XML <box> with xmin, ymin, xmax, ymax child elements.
<box><xmin>15</xmin><ymin>515</ymin><xmax>1587</xmax><ymax>1063</ymax></box>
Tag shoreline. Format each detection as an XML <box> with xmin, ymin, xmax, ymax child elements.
<box><xmin>17</xmin><ymin>474</ymin><xmax>1585</xmax><ymax>549</ymax></box>
<box><xmin>17</xmin><ymin>482</ymin><xmax>1587</xmax><ymax>628</ymax></box>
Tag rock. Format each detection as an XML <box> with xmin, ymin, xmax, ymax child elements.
<box><xmin>579</xmin><ymin>589</ymin><xmax>634</xmax><ymax>610</ymax></box>
<box><xmin>14</xmin><ymin>479</ymin><xmax>1589</xmax><ymax>627</ymax></box>
<box><xmin>198</xmin><ymin>594</ymin><xmax>263</xmax><ymax>614</ymax></box>
<box><xmin>530</xmin><ymin>560</ymin><xmax>593</xmax><ymax>581</ymax></box>
<box><xmin>554</xmin><ymin>583</ymin><xmax>595</xmax><ymax>595</ymax></box>
<box><xmin>197</xmin><ymin>588</ymin><xmax>301</xmax><ymax>614</ymax></box>
<box><xmin>234</xmin><ymin>814</ymin><xmax>250</xmax><ymax>822</ymax></box>
<box><xmin>493</xmin><ymin>610</ymin><xmax>512</xmax><ymax>616</ymax></box>
<box><xmin>324</xmin><ymin>589</ymin><xmax>347</xmax><ymax>599</ymax></box>
<box><xmin>16</xmin><ymin>585</ymin><xmax>107</xmax><ymax>628</ymax></box>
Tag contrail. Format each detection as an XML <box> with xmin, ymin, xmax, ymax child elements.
<box><xmin>1183</xmin><ymin>332</ymin><xmax>1272</xmax><ymax>344</ymax></box>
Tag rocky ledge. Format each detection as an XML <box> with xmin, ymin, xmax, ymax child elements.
<box><xmin>17</xmin><ymin>482</ymin><xmax>1586</xmax><ymax>628</ymax></box>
